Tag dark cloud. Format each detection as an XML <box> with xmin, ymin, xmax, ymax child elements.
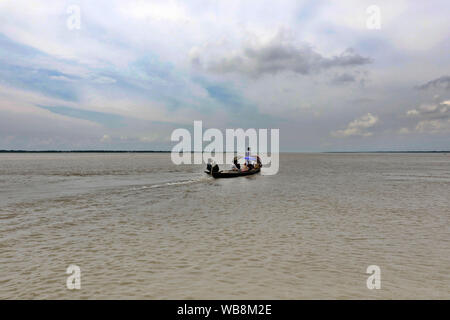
<box><xmin>331</xmin><ymin>73</ymin><xmax>356</xmax><ymax>85</ymax></box>
<box><xmin>194</xmin><ymin>33</ymin><xmax>371</xmax><ymax>78</ymax></box>
<box><xmin>348</xmin><ymin>97</ymin><xmax>374</xmax><ymax>104</ymax></box>
<box><xmin>417</xmin><ymin>76</ymin><xmax>450</xmax><ymax>90</ymax></box>
<box><xmin>322</xmin><ymin>49</ymin><xmax>371</xmax><ymax>68</ymax></box>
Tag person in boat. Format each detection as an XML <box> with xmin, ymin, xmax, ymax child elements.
<box><xmin>206</xmin><ymin>159</ymin><xmax>212</xmax><ymax>173</ymax></box>
<box><xmin>255</xmin><ymin>155</ymin><xmax>262</xmax><ymax>169</ymax></box>
<box><xmin>231</xmin><ymin>156</ymin><xmax>241</xmax><ymax>171</ymax></box>
<box><xmin>245</xmin><ymin>147</ymin><xmax>250</xmax><ymax>165</ymax></box>
<box><xmin>212</xmin><ymin>162</ymin><xmax>219</xmax><ymax>173</ymax></box>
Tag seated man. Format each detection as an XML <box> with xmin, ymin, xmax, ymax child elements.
<box><xmin>233</xmin><ymin>157</ymin><xmax>241</xmax><ymax>170</ymax></box>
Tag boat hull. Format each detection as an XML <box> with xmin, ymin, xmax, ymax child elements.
<box><xmin>211</xmin><ymin>167</ymin><xmax>260</xmax><ymax>178</ymax></box>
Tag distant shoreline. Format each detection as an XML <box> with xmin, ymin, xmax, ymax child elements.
<box><xmin>324</xmin><ymin>151</ymin><xmax>449</xmax><ymax>153</ymax></box>
<box><xmin>0</xmin><ymin>150</ymin><xmax>448</xmax><ymax>154</ymax></box>
<box><xmin>0</xmin><ymin>150</ymin><xmax>171</xmax><ymax>153</ymax></box>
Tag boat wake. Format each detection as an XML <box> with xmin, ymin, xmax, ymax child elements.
<box><xmin>131</xmin><ymin>176</ymin><xmax>210</xmax><ymax>191</ymax></box>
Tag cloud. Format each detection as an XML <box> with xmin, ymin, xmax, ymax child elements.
<box><xmin>406</xmin><ymin>100</ymin><xmax>450</xmax><ymax>120</ymax></box>
<box><xmin>330</xmin><ymin>73</ymin><xmax>356</xmax><ymax>85</ymax></box>
<box><xmin>37</xmin><ymin>105</ymin><xmax>125</xmax><ymax>128</ymax></box>
<box><xmin>92</xmin><ymin>76</ymin><xmax>117</xmax><ymax>84</ymax></box>
<box><xmin>100</xmin><ymin>134</ymin><xmax>111</xmax><ymax>143</ymax></box>
<box><xmin>192</xmin><ymin>31</ymin><xmax>371</xmax><ymax>78</ymax></box>
<box><xmin>49</xmin><ymin>75</ymin><xmax>75</xmax><ymax>82</ymax></box>
<box><xmin>406</xmin><ymin>109</ymin><xmax>419</xmax><ymax>116</ymax></box>
<box><xmin>417</xmin><ymin>76</ymin><xmax>450</xmax><ymax>90</ymax></box>
<box><xmin>405</xmin><ymin>100</ymin><xmax>450</xmax><ymax>134</ymax></box>
<box><xmin>398</xmin><ymin>127</ymin><xmax>410</xmax><ymax>134</ymax></box>
<box><xmin>415</xmin><ymin>119</ymin><xmax>450</xmax><ymax>134</ymax></box>
<box><xmin>332</xmin><ymin>113</ymin><xmax>378</xmax><ymax>137</ymax></box>
<box><xmin>1</xmin><ymin>1</ymin><xmax>450</xmax><ymax>151</ymax></box>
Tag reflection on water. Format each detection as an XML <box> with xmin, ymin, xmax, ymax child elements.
<box><xmin>0</xmin><ymin>153</ymin><xmax>449</xmax><ymax>299</ymax></box>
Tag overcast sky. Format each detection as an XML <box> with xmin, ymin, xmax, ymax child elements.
<box><xmin>1</xmin><ymin>0</ymin><xmax>449</xmax><ymax>151</ymax></box>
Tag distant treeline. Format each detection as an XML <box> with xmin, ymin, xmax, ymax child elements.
<box><xmin>0</xmin><ymin>150</ymin><xmax>171</xmax><ymax>153</ymax></box>
<box><xmin>324</xmin><ymin>151</ymin><xmax>449</xmax><ymax>153</ymax></box>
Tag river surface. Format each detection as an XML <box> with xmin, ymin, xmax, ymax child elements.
<box><xmin>0</xmin><ymin>152</ymin><xmax>449</xmax><ymax>299</ymax></box>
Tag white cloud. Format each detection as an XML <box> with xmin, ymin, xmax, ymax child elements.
<box><xmin>332</xmin><ymin>113</ymin><xmax>378</xmax><ymax>137</ymax></box>
<box><xmin>405</xmin><ymin>100</ymin><xmax>450</xmax><ymax>134</ymax></box>
<box><xmin>406</xmin><ymin>109</ymin><xmax>419</xmax><ymax>116</ymax></box>
<box><xmin>100</xmin><ymin>134</ymin><xmax>111</xmax><ymax>142</ymax></box>
<box><xmin>415</xmin><ymin>119</ymin><xmax>450</xmax><ymax>134</ymax></box>
<box><xmin>49</xmin><ymin>75</ymin><xmax>74</xmax><ymax>82</ymax></box>
<box><xmin>406</xmin><ymin>101</ymin><xmax>450</xmax><ymax>119</ymax></box>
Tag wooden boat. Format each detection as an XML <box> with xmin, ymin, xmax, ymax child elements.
<box><xmin>211</xmin><ymin>167</ymin><xmax>260</xmax><ymax>178</ymax></box>
<box><xmin>205</xmin><ymin>155</ymin><xmax>262</xmax><ymax>178</ymax></box>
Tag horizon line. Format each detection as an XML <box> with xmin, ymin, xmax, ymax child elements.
<box><xmin>0</xmin><ymin>150</ymin><xmax>449</xmax><ymax>154</ymax></box>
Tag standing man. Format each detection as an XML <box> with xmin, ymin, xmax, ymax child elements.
<box><xmin>245</xmin><ymin>147</ymin><xmax>250</xmax><ymax>165</ymax></box>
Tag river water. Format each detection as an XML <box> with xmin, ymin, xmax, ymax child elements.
<box><xmin>0</xmin><ymin>152</ymin><xmax>449</xmax><ymax>299</ymax></box>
